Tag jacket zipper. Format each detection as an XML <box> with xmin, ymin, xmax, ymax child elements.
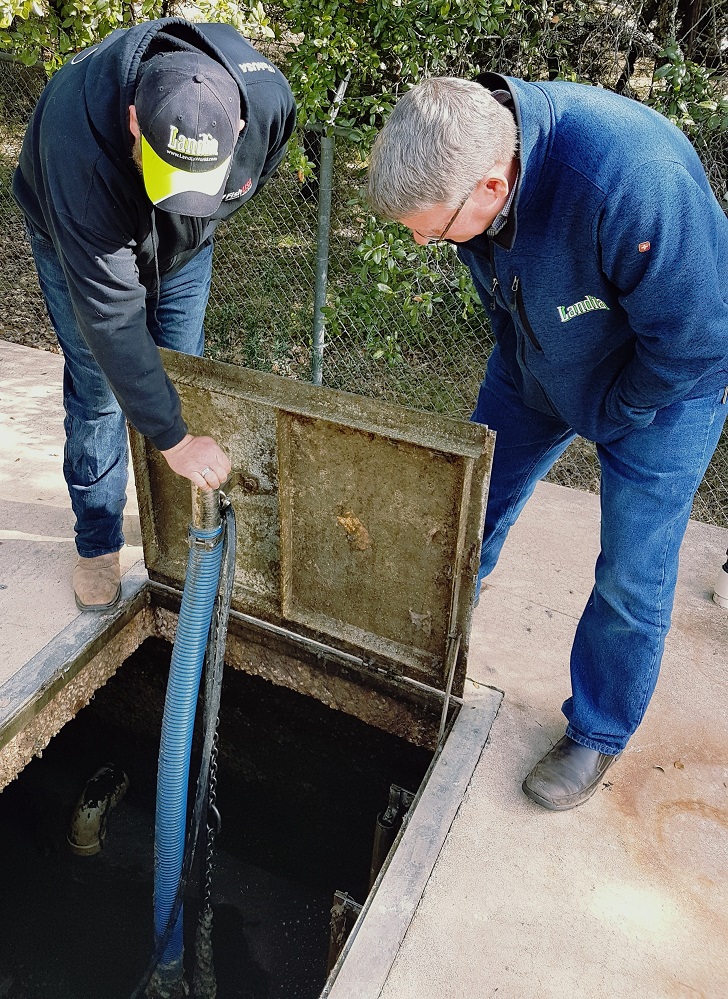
<box><xmin>487</xmin><ymin>239</ymin><xmax>499</xmax><ymax>309</ymax></box>
<box><xmin>512</xmin><ymin>276</ymin><xmax>543</xmax><ymax>353</ymax></box>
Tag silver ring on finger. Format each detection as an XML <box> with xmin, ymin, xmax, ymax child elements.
<box><xmin>200</xmin><ymin>466</ymin><xmax>212</xmax><ymax>479</ymax></box>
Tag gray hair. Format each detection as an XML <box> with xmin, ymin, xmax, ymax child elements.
<box><xmin>367</xmin><ymin>77</ymin><xmax>518</xmax><ymax>220</ymax></box>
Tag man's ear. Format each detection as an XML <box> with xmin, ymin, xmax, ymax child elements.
<box><xmin>481</xmin><ymin>171</ymin><xmax>510</xmax><ymax>200</ymax></box>
<box><xmin>473</xmin><ymin>167</ymin><xmax>511</xmax><ymax>209</ymax></box>
<box><xmin>129</xmin><ymin>105</ymin><xmax>141</xmax><ymax>139</ymax></box>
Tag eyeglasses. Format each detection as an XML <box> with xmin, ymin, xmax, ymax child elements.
<box><xmin>412</xmin><ymin>192</ymin><xmax>470</xmax><ymax>243</ymax></box>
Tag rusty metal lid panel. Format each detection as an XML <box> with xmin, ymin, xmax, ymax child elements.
<box><xmin>129</xmin><ymin>351</ymin><xmax>494</xmax><ymax>692</ymax></box>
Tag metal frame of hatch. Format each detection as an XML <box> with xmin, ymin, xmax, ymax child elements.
<box><xmin>131</xmin><ymin>350</ymin><xmax>495</xmax><ymax>703</ymax></box>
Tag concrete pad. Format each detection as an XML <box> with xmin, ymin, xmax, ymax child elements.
<box><xmin>0</xmin><ymin>340</ymin><xmax>143</xmax><ymax>683</ymax></box>
<box><xmin>2</xmin><ymin>339</ymin><xmax>727</xmax><ymax>999</ymax></box>
<box><xmin>379</xmin><ymin>481</ymin><xmax>728</xmax><ymax>999</ymax></box>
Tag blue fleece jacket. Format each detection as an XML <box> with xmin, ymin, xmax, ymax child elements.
<box><xmin>13</xmin><ymin>19</ymin><xmax>296</xmax><ymax>450</ymax></box>
<box><xmin>458</xmin><ymin>74</ymin><xmax>728</xmax><ymax>444</ymax></box>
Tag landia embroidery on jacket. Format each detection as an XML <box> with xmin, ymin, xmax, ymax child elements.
<box><xmin>557</xmin><ymin>295</ymin><xmax>610</xmax><ymax>323</ymax></box>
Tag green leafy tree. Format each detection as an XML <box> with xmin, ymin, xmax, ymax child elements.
<box><xmin>1</xmin><ymin>0</ymin><xmax>271</xmax><ymax>70</ymax></box>
<box><xmin>4</xmin><ymin>0</ymin><xmax>726</xmax><ymax>363</ymax></box>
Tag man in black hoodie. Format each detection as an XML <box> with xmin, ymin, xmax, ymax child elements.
<box><xmin>13</xmin><ymin>18</ymin><xmax>296</xmax><ymax>611</ymax></box>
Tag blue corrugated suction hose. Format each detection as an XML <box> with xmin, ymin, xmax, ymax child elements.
<box><xmin>153</xmin><ymin>522</ymin><xmax>224</xmax><ymax>988</ymax></box>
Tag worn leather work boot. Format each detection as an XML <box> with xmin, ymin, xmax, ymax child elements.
<box><xmin>522</xmin><ymin>735</ymin><xmax>622</xmax><ymax>811</ymax></box>
<box><xmin>73</xmin><ymin>552</ymin><xmax>122</xmax><ymax>612</ymax></box>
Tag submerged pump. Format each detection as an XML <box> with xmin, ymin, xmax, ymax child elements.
<box><xmin>135</xmin><ymin>479</ymin><xmax>237</xmax><ymax>999</ymax></box>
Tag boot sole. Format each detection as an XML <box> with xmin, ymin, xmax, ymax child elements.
<box><xmin>74</xmin><ymin>584</ymin><xmax>122</xmax><ymax>613</ymax></box>
<box><xmin>521</xmin><ymin>778</ymin><xmax>604</xmax><ymax>811</ymax></box>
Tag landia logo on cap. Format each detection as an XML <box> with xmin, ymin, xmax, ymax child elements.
<box><xmin>167</xmin><ymin>126</ymin><xmax>219</xmax><ymax>160</ymax></box>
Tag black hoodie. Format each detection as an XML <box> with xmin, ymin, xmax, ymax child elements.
<box><xmin>13</xmin><ymin>19</ymin><xmax>296</xmax><ymax>450</ymax></box>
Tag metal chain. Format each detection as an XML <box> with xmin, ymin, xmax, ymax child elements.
<box><xmin>201</xmin><ymin>727</ymin><xmax>221</xmax><ymax>915</ymax></box>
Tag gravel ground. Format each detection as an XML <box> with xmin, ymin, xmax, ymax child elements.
<box><xmin>0</xmin><ymin>223</ymin><xmax>59</xmax><ymax>353</ymax></box>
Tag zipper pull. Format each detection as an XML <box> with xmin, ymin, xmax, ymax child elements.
<box><xmin>512</xmin><ymin>275</ymin><xmax>519</xmax><ymax>295</ymax></box>
<box><xmin>490</xmin><ymin>277</ymin><xmax>499</xmax><ymax>310</ymax></box>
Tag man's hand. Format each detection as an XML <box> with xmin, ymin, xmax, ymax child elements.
<box><xmin>161</xmin><ymin>434</ymin><xmax>232</xmax><ymax>492</ymax></box>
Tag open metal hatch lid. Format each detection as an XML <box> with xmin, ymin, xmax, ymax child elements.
<box><xmin>129</xmin><ymin>350</ymin><xmax>494</xmax><ymax>698</ymax></box>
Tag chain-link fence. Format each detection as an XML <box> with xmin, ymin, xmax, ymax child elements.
<box><xmin>0</xmin><ymin>56</ymin><xmax>725</xmax><ymax>528</ymax></box>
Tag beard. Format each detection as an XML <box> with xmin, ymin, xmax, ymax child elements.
<box><xmin>131</xmin><ymin>135</ymin><xmax>143</xmax><ymax>175</ymax></box>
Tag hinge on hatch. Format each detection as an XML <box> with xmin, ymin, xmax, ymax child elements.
<box><xmin>361</xmin><ymin>655</ymin><xmax>402</xmax><ymax>682</ymax></box>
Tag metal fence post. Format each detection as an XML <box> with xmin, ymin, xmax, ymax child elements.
<box><xmin>312</xmin><ymin>131</ymin><xmax>334</xmax><ymax>386</ymax></box>
<box><xmin>311</xmin><ymin>72</ymin><xmax>351</xmax><ymax>386</ymax></box>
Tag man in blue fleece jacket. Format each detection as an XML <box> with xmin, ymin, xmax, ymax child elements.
<box><xmin>367</xmin><ymin>75</ymin><xmax>728</xmax><ymax>810</ymax></box>
<box><xmin>13</xmin><ymin>18</ymin><xmax>296</xmax><ymax>611</ymax></box>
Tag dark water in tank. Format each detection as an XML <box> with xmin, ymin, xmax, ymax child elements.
<box><xmin>0</xmin><ymin>637</ymin><xmax>432</xmax><ymax>999</ymax></box>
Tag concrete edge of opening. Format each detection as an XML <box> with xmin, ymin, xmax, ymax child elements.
<box><xmin>323</xmin><ymin>683</ymin><xmax>503</xmax><ymax>999</ymax></box>
<box><xmin>0</xmin><ymin>561</ymin><xmax>150</xmax><ymax>790</ymax></box>
<box><xmin>0</xmin><ymin>565</ymin><xmax>503</xmax><ymax>999</ymax></box>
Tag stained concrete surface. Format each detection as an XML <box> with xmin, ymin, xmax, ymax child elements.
<box><xmin>1</xmin><ymin>339</ymin><xmax>727</xmax><ymax>998</ymax></box>
<box><xmin>379</xmin><ymin>485</ymin><xmax>728</xmax><ymax>999</ymax></box>
<box><xmin>0</xmin><ymin>339</ymin><xmax>143</xmax><ymax>683</ymax></box>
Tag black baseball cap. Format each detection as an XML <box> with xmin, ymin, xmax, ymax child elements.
<box><xmin>135</xmin><ymin>50</ymin><xmax>240</xmax><ymax>216</ymax></box>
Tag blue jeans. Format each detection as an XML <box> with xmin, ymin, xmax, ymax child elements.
<box><xmin>473</xmin><ymin>348</ymin><xmax>728</xmax><ymax>754</ymax></box>
<box><xmin>27</xmin><ymin>222</ymin><xmax>213</xmax><ymax>557</ymax></box>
